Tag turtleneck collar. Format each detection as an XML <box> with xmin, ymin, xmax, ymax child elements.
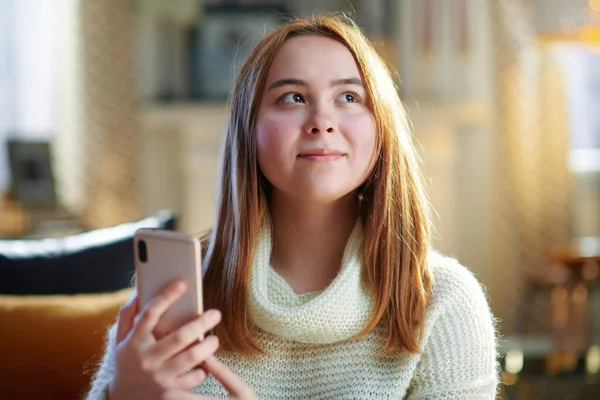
<box><xmin>248</xmin><ymin>221</ymin><xmax>374</xmax><ymax>344</ymax></box>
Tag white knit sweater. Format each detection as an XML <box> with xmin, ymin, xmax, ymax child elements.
<box><xmin>86</xmin><ymin>224</ymin><xmax>498</xmax><ymax>399</ymax></box>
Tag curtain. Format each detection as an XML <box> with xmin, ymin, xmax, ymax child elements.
<box><xmin>55</xmin><ymin>0</ymin><xmax>141</xmax><ymax>228</ymax></box>
<box><xmin>491</xmin><ymin>0</ymin><xmax>573</xmax><ymax>335</ymax></box>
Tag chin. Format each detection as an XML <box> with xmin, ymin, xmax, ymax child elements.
<box><xmin>289</xmin><ymin>186</ymin><xmax>358</xmax><ymax>205</ymax></box>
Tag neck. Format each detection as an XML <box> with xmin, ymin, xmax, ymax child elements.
<box><xmin>269</xmin><ymin>191</ymin><xmax>359</xmax><ymax>294</ymax></box>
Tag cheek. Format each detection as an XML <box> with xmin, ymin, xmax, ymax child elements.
<box><xmin>256</xmin><ymin>113</ymin><xmax>297</xmax><ymax>171</ymax></box>
<box><xmin>341</xmin><ymin>113</ymin><xmax>377</xmax><ymax>164</ymax></box>
<box><xmin>256</xmin><ymin>115</ymin><xmax>280</xmax><ymax>159</ymax></box>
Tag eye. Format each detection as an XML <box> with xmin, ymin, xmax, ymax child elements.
<box><xmin>337</xmin><ymin>91</ymin><xmax>360</xmax><ymax>103</ymax></box>
<box><xmin>279</xmin><ymin>92</ymin><xmax>305</xmax><ymax>103</ymax></box>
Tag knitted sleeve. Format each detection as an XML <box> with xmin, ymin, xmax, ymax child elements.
<box><xmin>84</xmin><ymin>322</ymin><xmax>117</xmax><ymax>400</ymax></box>
<box><xmin>406</xmin><ymin>260</ymin><xmax>499</xmax><ymax>400</ymax></box>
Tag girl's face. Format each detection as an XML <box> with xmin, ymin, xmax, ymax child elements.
<box><xmin>256</xmin><ymin>35</ymin><xmax>377</xmax><ymax>204</ymax></box>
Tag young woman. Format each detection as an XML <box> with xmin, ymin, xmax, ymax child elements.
<box><xmin>87</xmin><ymin>14</ymin><xmax>498</xmax><ymax>400</ymax></box>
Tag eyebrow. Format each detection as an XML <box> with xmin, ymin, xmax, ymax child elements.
<box><xmin>267</xmin><ymin>77</ymin><xmax>365</xmax><ymax>90</ymax></box>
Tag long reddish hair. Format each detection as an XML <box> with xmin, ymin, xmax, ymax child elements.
<box><xmin>201</xmin><ymin>14</ymin><xmax>432</xmax><ymax>355</ymax></box>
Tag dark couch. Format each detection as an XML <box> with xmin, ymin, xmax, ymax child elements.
<box><xmin>0</xmin><ymin>210</ymin><xmax>176</xmax><ymax>295</ymax></box>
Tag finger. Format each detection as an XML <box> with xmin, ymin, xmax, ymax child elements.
<box><xmin>116</xmin><ymin>293</ymin><xmax>139</xmax><ymax>345</ymax></box>
<box><xmin>173</xmin><ymin>367</ymin><xmax>209</xmax><ymax>391</ymax></box>
<box><xmin>134</xmin><ymin>280</ymin><xmax>187</xmax><ymax>339</ymax></box>
<box><xmin>203</xmin><ymin>356</ymin><xmax>253</xmax><ymax>398</ymax></box>
<box><xmin>159</xmin><ymin>336</ymin><xmax>220</xmax><ymax>377</ymax></box>
<box><xmin>147</xmin><ymin>310</ymin><xmax>221</xmax><ymax>365</ymax></box>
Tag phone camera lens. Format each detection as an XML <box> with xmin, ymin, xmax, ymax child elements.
<box><xmin>138</xmin><ymin>240</ymin><xmax>148</xmax><ymax>262</ymax></box>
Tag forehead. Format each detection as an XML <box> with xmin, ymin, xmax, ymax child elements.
<box><xmin>265</xmin><ymin>34</ymin><xmax>362</xmax><ymax>83</ymax></box>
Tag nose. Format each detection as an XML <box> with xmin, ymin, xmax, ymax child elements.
<box><xmin>304</xmin><ymin>104</ymin><xmax>336</xmax><ymax>135</ymax></box>
<box><xmin>309</xmin><ymin>126</ymin><xmax>334</xmax><ymax>134</ymax></box>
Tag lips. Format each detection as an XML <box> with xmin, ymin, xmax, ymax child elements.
<box><xmin>297</xmin><ymin>148</ymin><xmax>346</xmax><ymax>162</ymax></box>
<box><xmin>297</xmin><ymin>148</ymin><xmax>346</xmax><ymax>157</ymax></box>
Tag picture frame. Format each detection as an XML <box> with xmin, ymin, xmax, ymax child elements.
<box><xmin>7</xmin><ymin>139</ymin><xmax>57</xmax><ymax>208</ymax></box>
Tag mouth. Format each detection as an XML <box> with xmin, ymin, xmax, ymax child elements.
<box><xmin>297</xmin><ymin>148</ymin><xmax>346</xmax><ymax>161</ymax></box>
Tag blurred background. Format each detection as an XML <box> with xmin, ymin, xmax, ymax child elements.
<box><xmin>0</xmin><ymin>0</ymin><xmax>599</xmax><ymax>398</ymax></box>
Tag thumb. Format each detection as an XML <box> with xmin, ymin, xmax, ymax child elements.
<box><xmin>203</xmin><ymin>356</ymin><xmax>254</xmax><ymax>399</ymax></box>
<box><xmin>116</xmin><ymin>292</ymin><xmax>139</xmax><ymax>344</ymax></box>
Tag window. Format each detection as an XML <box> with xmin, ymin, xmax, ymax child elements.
<box><xmin>0</xmin><ymin>0</ymin><xmax>56</xmax><ymax>191</ymax></box>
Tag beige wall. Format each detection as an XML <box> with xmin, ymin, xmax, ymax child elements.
<box><xmin>140</xmin><ymin>103</ymin><xmax>226</xmax><ymax>233</ymax></box>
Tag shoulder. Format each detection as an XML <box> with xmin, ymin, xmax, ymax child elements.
<box><xmin>426</xmin><ymin>250</ymin><xmax>492</xmax><ymax>315</ymax></box>
<box><xmin>407</xmin><ymin>251</ymin><xmax>499</xmax><ymax>398</ymax></box>
<box><xmin>422</xmin><ymin>249</ymin><xmax>497</xmax><ymax>343</ymax></box>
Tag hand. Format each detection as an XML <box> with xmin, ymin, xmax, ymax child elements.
<box><xmin>162</xmin><ymin>356</ymin><xmax>256</xmax><ymax>400</ymax></box>
<box><xmin>108</xmin><ymin>280</ymin><xmax>223</xmax><ymax>400</ymax></box>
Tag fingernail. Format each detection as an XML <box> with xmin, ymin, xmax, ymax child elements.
<box><xmin>205</xmin><ymin>309</ymin><xmax>221</xmax><ymax>322</ymax></box>
<box><xmin>173</xmin><ymin>281</ymin><xmax>186</xmax><ymax>293</ymax></box>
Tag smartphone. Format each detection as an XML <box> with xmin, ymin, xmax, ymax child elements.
<box><xmin>134</xmin><ymin>228</ymin><xmax>203</xmax><ymax>339</ymax></box>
